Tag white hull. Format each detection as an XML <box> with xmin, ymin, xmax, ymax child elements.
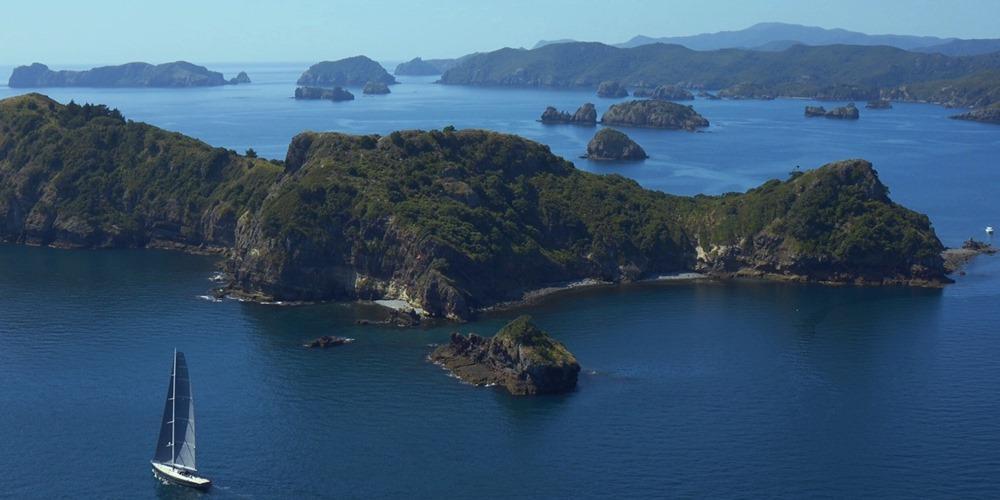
<box><xmin>152</xmin><ymin>461</ymin><xmax>211</xmax><ymax>490</ymax></box>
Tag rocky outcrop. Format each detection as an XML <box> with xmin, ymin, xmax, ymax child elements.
<box><xmin>951</xmin><ymin>103</ymin><xmax>1000</xmax><ymax>124</ymax></box>
<box><xmin>601</xmin><ymin>100</ymin><xmax>709</xmax><ymax>130</ymax></box>
<box><xmin>297</xmin><ymin>56</ymin><xmax>396</xmax><ymax>87</ymax></box>
<box><xmin>429</xmin><ymin>316</ymin><xmax>580</xmax><ymax>395</ymax></box>
<box><xmin>596</xmin><ymin>80</ymin><xmax>628</xmax><ymax>98</ymax></box>
<box><xmin>942</xmin><ymin>239</ymin><xmax>997</xmax><ymax>273</ymax></box>
<box><xmin>362</xmin><ymin>81</ymin><xmax>391</xmax><ymax>95</ymax></box>
<box><xmin>646</xmin><ymin>85</ymin><xmax>695</xmax><ymax>101</ymax></box>
<box><xmin>585</xmin><ymin>128</ymin><xmax>648</xmax><ymax>160</ymax></box>
<box><xmin>805</xmin><ymin>103</ymin><xmax>860</xmax><ymax>119</ymax></box>
<box><xmin>229</xmin><ymin>71</ymin><xmax>251</xmax><ymax>85</ymax></box>
<box><xmin>698</xmin><ymin>91</ymin><xmax>721</xmax><ymax>100</ymax></box>
<box><xmin>539</xmin><ymin>103</ymin><xmax>597</xmax><ymax>125</ymax></box>
<box><xmin>8</xmin><ymin>62</ymin><xmax>233</xmax><ymax>88</ymax></box>
<box><xmin>295</xmin><ymin>86</ymin><xmax>355</xmax><ymax>101</ymax></box>
<box><xmin>866</xmin><ymin>99</ymin><xmax>892</xmax><ymax>109</ymax></box>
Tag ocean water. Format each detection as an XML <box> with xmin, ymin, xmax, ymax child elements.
<box><xmin>1</xmin><ymin>63</ymin><xmax>999</xmax><ymax>499</ymax></box>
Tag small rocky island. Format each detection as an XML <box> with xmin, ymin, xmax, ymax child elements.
<box><xmin>297</xmin><ymin>55</ymin><xmax>396</xmax><ymax>87</ymax></box>
<box><xmin>429</xmin><ymin>316</ymin><xmax>581</xmax><ymax>395</ymax></box>
<box><xmin>8</xmin><ymin>62</ymin><xmax>246</xmax><ymax>88</ymax></box>
<box><xmin>633</xmin><ymin>84</ymin><xmax>694</xmax><ymax>101</ymax></box>
<box><xmin>718</xmin><ymin>82</ymin><xmax>776</xmax><ymax>100</ymax></box>
<box><xmin>805</xmin><ymin>103</ymin><xmax>860</xmax><ymax>119</ymax></box>
<box><xmin>585</xmin><ymin>128</ymin><xmax>648</xmax><ymax>161</ymax></box>
<box><xmin>951</xmin><ymin>103</ymin><xmax>1000</xmax><ymax>125</ymax></box>
<box><xmin>295</xmin><ymin>86</ymin><xmax>355</xmax><ymax>101</ymax></box>
<box><xmin>596</xmin><ymin>80</ymin><xmax>629</xmax><ymax>98</ymax></box>
<box><xmin>866</xmin><ymin>99</ymin><xmax>892</xmax><ymax>109</ymax></box>
<box><xmin>362</xmin><ymin>81</ymin><xmax>391</xmax><ymax>95</ymax></box>
<box><xmin>539</xmin><ymin>103</ymin><xmax>597</xmax><ymax>125</ymax></box>
<box><xmin>601</xmin><ymin>100</ymin><xmax>709</xmax><ymax>131</ymax></box>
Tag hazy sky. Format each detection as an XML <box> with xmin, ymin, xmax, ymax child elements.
<box><xmin>1</xmin><ymin>0</ymin><xmax>997</xmax><ymax>65</ymax></box>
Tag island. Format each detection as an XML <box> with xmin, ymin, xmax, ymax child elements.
<box><xmin>951</xmin><ymin>103</ymin><xmax>1000</xmax><ymax>124</ymax></box>
<box><xmin>304</xmin><ymin>336</ymin><xmax>355</xmax><ymax>348</ymax></box>
<box><xmin>597</xmin><ymin>81</ymin><xmax>629</xmax><ymax>98</ymax></box>
<box><xmin>805</xmin><ymin>103</ymin><xmax>860</xmax><ymax>119</ymax></box>
<box><xmin>601</xmin><ymin>100</ymin><xmax>709</xmax><ymax>130</ymax></box>
<box><xmin>362</xmin><ymin>81</ymin><xmax>391</xmax><ymax>95</ymax></box>
<box><xmin>297</xmin><ymin>56</ymin><xmax>396</xmax><ymax>87</ymax></box>
<box><xmin>295</xmin><ymin>86</ymin><xmax>355</xmax><ymax>101</ymax></box>
<box><xmin>7</xmin><ymin>62</ymin><xmax>246</xmax><ymax>88</ymax></box>
<box><xmin>539</xmin><ymin>103</ymin><xmax>597</xmax><ymax>125</ymax></box>
<box><xmin>429</xmin><ymin>316</ymin><xmax>580</xmax><ymax>395</ymax></box>
<box><xmin>229</xmin><ymin>71</ymin><xmax>251</xmax><ymax>85</ymax></box>
<box><xmin>633</xmin><ymin>84</ymin><xmax>694</xmax><ymax>101</ymax></box>
<box><xmin>0</xmin><ymin>94</ymin><xmax>951</xmax><ymax>321</ymax></box>
<box><xmin>584</xmin><ymin>128</ymin><xmax>648</xmax><ymax>160</ymax></box>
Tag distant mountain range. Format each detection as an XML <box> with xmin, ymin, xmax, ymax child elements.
<box><xmin>533</xmin><ymin>22</ymin><xmax>1000</xmax><ymax>56</ymax></box>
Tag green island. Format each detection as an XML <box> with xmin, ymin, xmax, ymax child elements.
<box><xmin>0</xmin><ymin>94</ymin><xmax>949</xmax><ymax>320</ymax></box>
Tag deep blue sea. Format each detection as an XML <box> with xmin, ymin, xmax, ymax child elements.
<box><xmin>1</xmin><ymin>63</ymin><xmax>999</xmax><ymax>499</ymax></box>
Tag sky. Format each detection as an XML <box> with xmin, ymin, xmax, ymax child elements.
<box><xmin>0</xmin><ymin>0</ymin><xmax>997</xmax><ymax>65</ymax></box>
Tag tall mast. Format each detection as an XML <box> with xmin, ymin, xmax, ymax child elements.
<box><xmin>171</xmin><ymin>348</ymin><xmax>177</xmax><ymax>466</ymax></box>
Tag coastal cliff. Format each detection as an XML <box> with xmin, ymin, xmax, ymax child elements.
<box><xmin>0</xmin><ymin>94</ymin><xmax>950</xmax><ymax>320</ymax></box>
<box><xmin>8</xmin><ymin>62</ymin><xmax>242</xmax><ymax>88</ymax></box>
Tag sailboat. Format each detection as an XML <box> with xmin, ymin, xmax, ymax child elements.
<box><xmin>151</xmin><ymin>350</ymin><xmax>212</xmax><ymax>490</ymax></box>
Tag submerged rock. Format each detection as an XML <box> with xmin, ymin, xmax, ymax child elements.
<box><xmin>601</xmin><ymin>100</ymin><xmax>709</xmax><ymax>131</ymax></box>
<box><xmin>596</xmin><ymin>80</ymin><xmax>629</xmax><ymax>98</ymax></box>
<box><xmin>585</xmin><ymin>128</ymin><xmax>648</xmax><ymax>161</ymax></box>
<box><xmin>304</xmin><ymin>336</ymin><xmax>356</xmax><ymax>348</ymax></box>
<box><xmin>429</xmin><ymin>315</ymin><xmax>580</xmax><ymax>395</ymax></box>
<box><xmin>540</xmin><ymin>103</ymin><xmax>597</xmax><ymax>125</ymax></box>
<box><xmin>362</xmin><ymin>81</ymin><xmax>391</xmax><ymax>95</ymax></box>
<box><xmin>295</xmin><ymin>86</ymin><xmax>355</xmax><ymax>101</ymax></box>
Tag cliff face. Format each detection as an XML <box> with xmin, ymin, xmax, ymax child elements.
<box><xmin>297</xmin><ymin>56</ymin><xmax>396</xmax><ymax>87</ymax></box>
<box><xmin>8</xmin><ymin>62</ymin><xmax>232</xmax><ymax>88</ymax></box>
<box><xmin>0</xmin><ymin>94</ymin><xmax>950</xmax><ymax>320</ymax></box>
<box><xmin>429</xmin><ymin>315</ymin><xmax>580</xmax><ymax>395</ymax></box>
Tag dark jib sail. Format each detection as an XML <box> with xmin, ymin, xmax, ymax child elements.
<box><xmin>153</xmin><ymin>350</ymin><xmax>198</xmax><ymax>470</ymax></box>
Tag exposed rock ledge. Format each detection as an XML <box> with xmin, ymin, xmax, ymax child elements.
<box><xmin>429</xmin><ymin>315</ymin><xmax>580</xmax><ymax>395</ymax></box>
<box><xmin>942</xmin><ymin>239</ymin><xmax>997</xmax><ymax>274</ymax></box>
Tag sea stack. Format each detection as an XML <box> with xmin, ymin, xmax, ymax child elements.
<box><xmin>429</xmin><ymin>315</ymin><xmax>581</xmax><ymax>395</ymax></box>
<box><xmin>585</xmin><ymin>128</ymin><xmax>648</xmax><ymax>160</ymax></box>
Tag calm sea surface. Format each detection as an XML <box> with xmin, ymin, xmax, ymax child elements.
<box><xmin>1</xmin><ymin>63</ymin><xmax>999</xmax><ymax>499</ymax></box>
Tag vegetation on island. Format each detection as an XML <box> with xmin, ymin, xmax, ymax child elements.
<box><xmin>297</xmin><ymin>56</ymin><xmax>396</xmax><ymax>87</ymax></box>
<box><xmin>0</xmin><ymin>94</ymin><xmax>948</xmax><ymax>320</ymax></box>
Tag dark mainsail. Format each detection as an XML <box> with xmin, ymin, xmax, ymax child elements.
<box><xmin>152</xmin><ymin>350</ymin><xmax>198</xmax><ymax>470</ymax></box>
